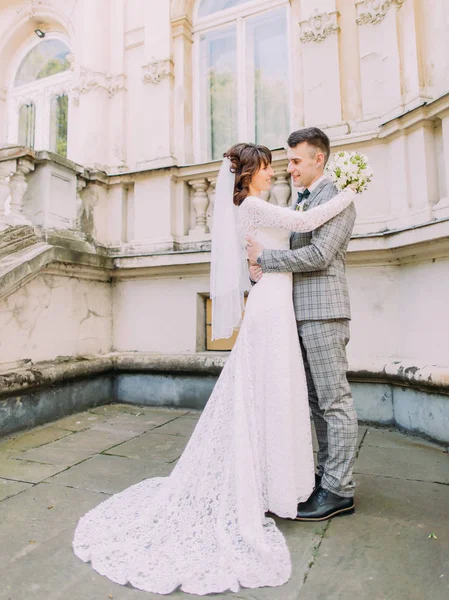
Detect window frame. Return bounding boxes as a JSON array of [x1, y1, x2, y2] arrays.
[[6, 33, 72, 156], [193, 0, 292, 163]]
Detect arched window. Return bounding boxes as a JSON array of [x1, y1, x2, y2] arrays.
[[198, 0, 250, 18], [8, 36, 72, 157], [195, 0, 290, 161], [14, 39, 70, 87]]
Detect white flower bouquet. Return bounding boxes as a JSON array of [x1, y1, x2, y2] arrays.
[[326, 151, 373, 193]]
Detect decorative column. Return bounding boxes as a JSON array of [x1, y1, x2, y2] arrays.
[[336, 0, 363, 126], [108, 0, 127, 169], [433, 111, 449, 215], [171, 15, 194, 164], [271, 171, 292, 207], [355, 0, 403, 121], [188, 178, 210, 236], [7, 158, 34, 227], [394, 0, 430, 111], [299, 4, 343, 132]]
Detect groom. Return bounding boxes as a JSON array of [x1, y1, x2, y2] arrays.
[[247, 127, 358, 521]]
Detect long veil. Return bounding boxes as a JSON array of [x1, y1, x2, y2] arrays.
[[210, 157, 250, 340]]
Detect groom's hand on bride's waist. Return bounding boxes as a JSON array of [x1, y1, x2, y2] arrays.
[[249, 265, 263, 283], [246, 236, 264, 266]]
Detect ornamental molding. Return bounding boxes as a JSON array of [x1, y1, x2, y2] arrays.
[[356, 0, 407, 26], [299, 10, 339, 44], [71, 67, 127, 104], [17, 0, 53, 16], [142, 58, 174, 84]]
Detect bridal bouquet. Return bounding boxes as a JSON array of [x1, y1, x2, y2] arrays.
[[326, 151, 373, 193]]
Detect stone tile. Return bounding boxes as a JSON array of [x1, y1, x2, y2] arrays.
[[0, 455, 65, 484], [89, 414, 163, 436], [355, 443, 449, 484], [354, 473, 449, 522], [0, 529, 145, 600], [152, 414, 200, 437], [0, 425, 72, 452], [48, 453, 174, 494], [0, 481, 106, 565], [91, 403, 189, 420], [302, 475, 449, 600], [0, 477, 33, 501], [363, 426, 447, 451], [225, 519, 328, 600], [105, 432, 188, 462], [17, 427, 142, 467], [51, 410, 108, 432]]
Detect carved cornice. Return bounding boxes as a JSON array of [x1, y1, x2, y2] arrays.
[[356, 0, 407, 26], [71, 67, 127, 104], [142, 58, 174, 85], [17, 0, 53, 16], [300, 10, 339, 43]]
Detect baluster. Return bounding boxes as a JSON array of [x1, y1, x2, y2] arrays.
[[188, 178, 210, 235], [7, 158, 34, 227], [272, 171, 292, 207]]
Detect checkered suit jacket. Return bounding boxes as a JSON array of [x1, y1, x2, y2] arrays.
[[259, 178, 356, 321]]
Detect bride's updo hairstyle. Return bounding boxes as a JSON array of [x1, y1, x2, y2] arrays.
[[224, 143, 272, 206]]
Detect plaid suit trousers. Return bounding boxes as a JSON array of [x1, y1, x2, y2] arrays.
[[297, 319, 357, 497]]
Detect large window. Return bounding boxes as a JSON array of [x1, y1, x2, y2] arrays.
[[195, 0, 290, 161], [8, 36, 72, 157]]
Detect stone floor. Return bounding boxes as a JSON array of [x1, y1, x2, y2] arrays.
[[0, 403, 448, 600]]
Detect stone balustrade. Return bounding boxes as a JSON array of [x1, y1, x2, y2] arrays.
[[181, 150, 292, 243], [0, 147, 84, 235], [0, 147, 293, 252]]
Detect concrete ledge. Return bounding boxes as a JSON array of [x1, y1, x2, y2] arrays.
[[0, 376, 113, 437], [1, 353, 448, 443]]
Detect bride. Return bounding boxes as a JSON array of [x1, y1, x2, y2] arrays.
[[73, 143, 357, 596]]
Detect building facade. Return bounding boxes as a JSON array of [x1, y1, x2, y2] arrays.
[[0, 0, 449, 441]]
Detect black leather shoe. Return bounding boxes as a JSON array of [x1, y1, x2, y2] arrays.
[[295, 486, 354, 521]]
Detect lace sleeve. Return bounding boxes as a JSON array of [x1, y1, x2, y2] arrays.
[[239, 188, 356, 233]]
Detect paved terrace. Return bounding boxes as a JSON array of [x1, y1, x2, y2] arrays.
[[0, 404, 448, 600]]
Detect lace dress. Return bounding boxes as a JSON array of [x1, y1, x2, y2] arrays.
[[73, 189, 355, 596]]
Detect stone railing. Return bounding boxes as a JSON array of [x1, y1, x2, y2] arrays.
[[0, 146, 84, 235], [179, 149, 292, 242], [0, 147, 295, 255]]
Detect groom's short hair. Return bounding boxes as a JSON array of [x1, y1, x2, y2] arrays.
[[287, 128, 330, 166]]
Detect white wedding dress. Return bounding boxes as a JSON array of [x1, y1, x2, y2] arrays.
[[73, 190, 354, 595]]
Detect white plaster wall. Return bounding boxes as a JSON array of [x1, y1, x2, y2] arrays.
[[113, 275, 210, 353], [395, 258, 449, 366], [132, 171, 174, 243], [347, 264, 400, 364], [0, 274, 112, 364]]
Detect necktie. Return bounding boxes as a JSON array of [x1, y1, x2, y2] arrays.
[[296, 188, 310, 210]]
